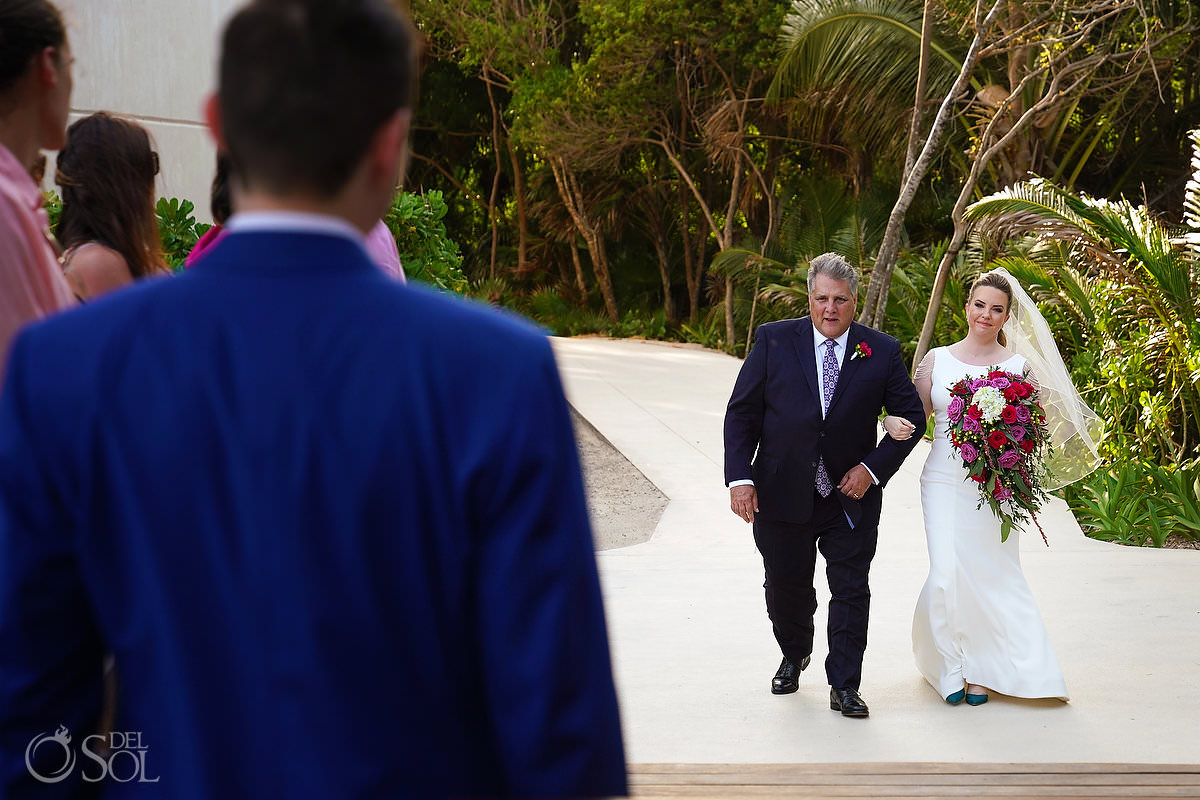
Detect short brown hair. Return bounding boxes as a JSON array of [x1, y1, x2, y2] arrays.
[[217, 0, 419, 198], [0, 0, 65, 95]]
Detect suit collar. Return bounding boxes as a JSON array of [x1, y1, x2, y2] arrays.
[[792, 318, 821, 407], [190, 229, 382, 281]]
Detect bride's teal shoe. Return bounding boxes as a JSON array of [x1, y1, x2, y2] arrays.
[[965, 692, 989, 706], [945, 689, 966, 705]]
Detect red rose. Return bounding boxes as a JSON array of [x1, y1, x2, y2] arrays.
[[1020, 439, 1036, 453], [988, 370, 1007, 380], [988, 430, 1008, 449], [967, 405, 983, 420], [970, 472, 986, 483], [1016, 382, 1033, 398], [1001, 405, 1018, 424], [1003, 386, 1018, 402]]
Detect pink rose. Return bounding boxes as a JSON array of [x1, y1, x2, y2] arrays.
[[998, 449, 1021, 469], [947, 396, 965, 422], [1015, 405, 1031, 423], [959, 442, 979, 463]]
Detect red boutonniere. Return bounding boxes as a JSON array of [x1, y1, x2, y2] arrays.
[[851, 342, 872, 361]]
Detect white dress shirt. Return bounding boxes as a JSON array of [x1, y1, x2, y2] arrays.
[[729, 323, 877, 491]]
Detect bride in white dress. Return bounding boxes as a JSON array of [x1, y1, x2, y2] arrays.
[[885, 271, 1095, 706]]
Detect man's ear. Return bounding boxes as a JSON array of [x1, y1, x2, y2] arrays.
[[370, 108, 411, 187], [203, 93, 228, 153], [36, 47, 61, 88]]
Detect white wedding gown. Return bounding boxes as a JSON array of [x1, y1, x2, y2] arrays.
[[912, 347, 1069, 701]]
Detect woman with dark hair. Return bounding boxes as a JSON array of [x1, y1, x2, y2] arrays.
[[56, 111, 168, 299], [0, 0, 76, 364]]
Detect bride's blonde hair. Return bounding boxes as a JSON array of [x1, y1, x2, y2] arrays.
[[968, 272, 1014, 347]]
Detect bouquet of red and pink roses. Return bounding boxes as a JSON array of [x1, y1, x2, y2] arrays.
[[946, 368, 1052, 544]]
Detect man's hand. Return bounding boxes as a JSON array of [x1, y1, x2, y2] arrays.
[[837, 464, 873, 501], [730, 484, 758, 523]]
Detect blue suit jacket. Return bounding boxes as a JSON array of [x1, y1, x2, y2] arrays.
[[724, 318, 926, 526], [0, 231, 626, 798]]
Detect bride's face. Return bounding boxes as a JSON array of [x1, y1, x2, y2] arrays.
[[966, 286, 1010, 342]]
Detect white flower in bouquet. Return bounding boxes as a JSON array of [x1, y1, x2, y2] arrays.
[[971, 385, 1006, 423]]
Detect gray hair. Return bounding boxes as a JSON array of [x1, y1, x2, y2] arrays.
[[806, 252, 860, 295]]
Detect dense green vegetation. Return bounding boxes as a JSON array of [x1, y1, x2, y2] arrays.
[[402, 0, 1199, 546], [43, 0, 1195, 545]]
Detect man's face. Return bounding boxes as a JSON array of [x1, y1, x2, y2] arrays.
[[808, 273, 857, 340]]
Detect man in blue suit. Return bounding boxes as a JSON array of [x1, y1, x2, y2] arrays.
[[0, 1, 626, 796], [724, 253, 925, 718]]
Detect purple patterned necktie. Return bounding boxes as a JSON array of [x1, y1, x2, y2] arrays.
[[816, 338, 839, 497]]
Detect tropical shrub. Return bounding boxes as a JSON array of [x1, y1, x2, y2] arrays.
[[156, 197, 210, 272], [383, 190, 468, 293], [1064, 459, 1200, 547], [965, 178, 1200, 465]]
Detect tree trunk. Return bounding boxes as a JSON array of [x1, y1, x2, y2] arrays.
[[859, 0, 1007, 329], [912, 44, 1091, 369], [569, 236, 587, 295], [485, 80, 503, 279], [903, 0, 935, 181], [651, 230, 676, 322], [507, 141, 529, 272], [550, 158, 619, 322], [722, 158, 744, 346], [679, 183, 700, 320]]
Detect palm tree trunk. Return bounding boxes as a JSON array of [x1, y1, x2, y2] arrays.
[[860, 0, 1007, 329]]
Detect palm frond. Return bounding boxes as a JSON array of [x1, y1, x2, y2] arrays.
[[769, 0, 964, 157]]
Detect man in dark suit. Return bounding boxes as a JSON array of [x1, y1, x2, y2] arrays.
[[724, 253, 925, 718], [0, 1, 626, 796]]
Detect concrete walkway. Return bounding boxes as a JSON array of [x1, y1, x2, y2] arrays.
[[551, 336, 1200, 766]]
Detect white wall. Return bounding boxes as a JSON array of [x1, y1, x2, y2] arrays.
[[53, 0, 243, 222]]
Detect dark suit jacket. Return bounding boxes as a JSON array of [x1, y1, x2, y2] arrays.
[[724, 317, 925, 526], [0, 230, 626, 798]]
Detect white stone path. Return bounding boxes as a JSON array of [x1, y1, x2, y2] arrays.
[[552, 336, 1200, 765]]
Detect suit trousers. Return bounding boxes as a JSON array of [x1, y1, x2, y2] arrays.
[[753, 489, 880, 690]]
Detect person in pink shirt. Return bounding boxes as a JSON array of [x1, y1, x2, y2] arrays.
[[0, 0, 76, 369], [365, 217, 405, 282]]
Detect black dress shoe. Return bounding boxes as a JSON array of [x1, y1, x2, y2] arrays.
[[829, 686, 869, 717], [770, 655, 812, 695]]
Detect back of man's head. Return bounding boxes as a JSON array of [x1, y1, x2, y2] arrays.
[[218, 0, 418, 199]]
